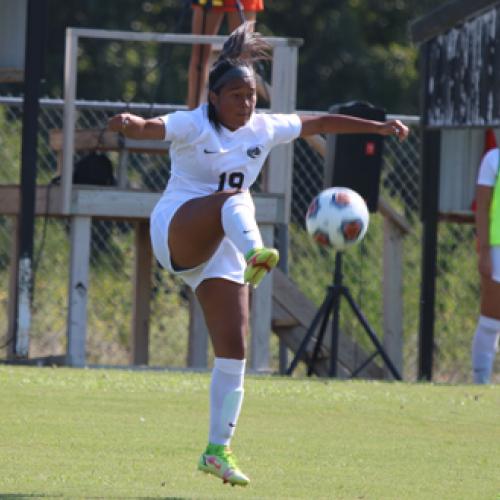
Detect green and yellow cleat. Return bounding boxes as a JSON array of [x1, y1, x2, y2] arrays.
[[198, 443, 250, 487], [244, 247, 279, 288]]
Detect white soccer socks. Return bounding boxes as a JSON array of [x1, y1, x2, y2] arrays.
[[209, 357, 246, 446], [472, 315, 500, 384], [221, 192, 263, 256]]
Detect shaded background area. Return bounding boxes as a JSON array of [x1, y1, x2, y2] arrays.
[[1, 0, 448, 112]]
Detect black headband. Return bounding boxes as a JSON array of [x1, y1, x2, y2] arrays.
[[209, 65, 255, 92]]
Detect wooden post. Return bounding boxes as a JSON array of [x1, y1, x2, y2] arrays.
[[117, 150, 129, 189], [66, 216, 91, 367], [250, 224, 274, 372], [267, 43, 299, 373], [61, 28, 78, 215], [267, 44, 298, 222], [131, 220, 152, 365], [382, 217, 404, 379]]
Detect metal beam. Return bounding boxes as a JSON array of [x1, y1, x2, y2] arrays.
[[68, 27, 303, 47], [418, 41, 441, 381], [418, 129, 440, 381], [14, 0, 48, 357]]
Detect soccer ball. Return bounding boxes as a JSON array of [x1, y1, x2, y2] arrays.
[[305, 187, 369, 250]]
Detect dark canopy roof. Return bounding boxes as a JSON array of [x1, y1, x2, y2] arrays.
[[410, 0, 500, 43]]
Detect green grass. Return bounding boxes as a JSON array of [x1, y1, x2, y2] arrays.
[[0, 366, 499, 499]]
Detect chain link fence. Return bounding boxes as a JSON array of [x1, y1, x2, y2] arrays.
[[0, 97, 489, 382]]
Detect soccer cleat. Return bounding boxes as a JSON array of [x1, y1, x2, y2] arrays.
[[198, 443, 250, 487], [244, 247, 279, 288]]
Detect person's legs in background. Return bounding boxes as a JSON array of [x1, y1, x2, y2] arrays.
[[226, 9, 255, 31], [472, 275, 500, 383], [187, 6, 224, 109], [187, 5, 259, 109]]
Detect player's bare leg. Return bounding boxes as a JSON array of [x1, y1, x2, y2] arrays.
[[168, 191, 235, 269], [480, 275, 500, 320], [168, 191, 278, 286], [196, 278, 248, 359], [226, 11, 256, 32], [472, 275, 500, 383]]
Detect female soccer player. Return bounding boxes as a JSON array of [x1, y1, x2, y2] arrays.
[[108, 22, 409, 486], [472, 147, 500, 384]]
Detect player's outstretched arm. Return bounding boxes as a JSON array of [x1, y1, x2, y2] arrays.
[[299, 114, 409, 142], [108, 113, 165, 140]]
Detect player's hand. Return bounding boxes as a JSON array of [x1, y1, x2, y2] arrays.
[[108, 113, 131, 133], [378, 120, 409, 142], [478, 248, 493, 278]]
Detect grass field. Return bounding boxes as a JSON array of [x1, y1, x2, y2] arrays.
[[0, 366, 498, 499]]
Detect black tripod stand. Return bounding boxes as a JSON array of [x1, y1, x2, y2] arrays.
[[286, 251, 402, 379]]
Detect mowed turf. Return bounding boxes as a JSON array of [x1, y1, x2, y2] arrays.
[[0, 366, 498, 499]]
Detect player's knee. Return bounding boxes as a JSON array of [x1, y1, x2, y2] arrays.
[[220, 190, 254, 209], [475, 316, 500, 352]]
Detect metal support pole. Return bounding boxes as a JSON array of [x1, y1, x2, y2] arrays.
[[14, 0, 48, 357], [418, 129, 441, 380], [61, 29, 78, 215], [418, 40, 441, 381], [329, 252, 343, 377]]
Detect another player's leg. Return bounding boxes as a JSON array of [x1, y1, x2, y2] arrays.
[[195, 278, 250, 486], [187, 7, 224, 109], [473, 275, 500, 383], [226, 10, 256, 32]]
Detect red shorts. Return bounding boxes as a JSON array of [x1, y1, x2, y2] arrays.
[[192, 0, 264, 12]]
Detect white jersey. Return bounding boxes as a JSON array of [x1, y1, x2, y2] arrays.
[[158, 104, 302, 201], [477, 148, 499, 187]]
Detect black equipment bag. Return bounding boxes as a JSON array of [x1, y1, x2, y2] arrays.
[[51, 152, 116, 187], [72, 152, 116, 186]]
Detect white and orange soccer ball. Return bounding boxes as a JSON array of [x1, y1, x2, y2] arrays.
[[305, 187, 369, 251]]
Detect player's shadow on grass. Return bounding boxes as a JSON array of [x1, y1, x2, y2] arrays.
[[89, 497, 190, 499], [0, 496, 63, 498], [0, 496, 189, 499], [89, 497, 189, 500]]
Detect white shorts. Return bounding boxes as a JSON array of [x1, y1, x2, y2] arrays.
[[150, 195, 246, 290], [492, 246, 500, 283]]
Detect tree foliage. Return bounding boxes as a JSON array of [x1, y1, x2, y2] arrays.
[[0, 0, 449, 113]]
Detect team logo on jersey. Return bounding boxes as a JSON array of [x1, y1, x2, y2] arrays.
[[247, 145, 262, 158]]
